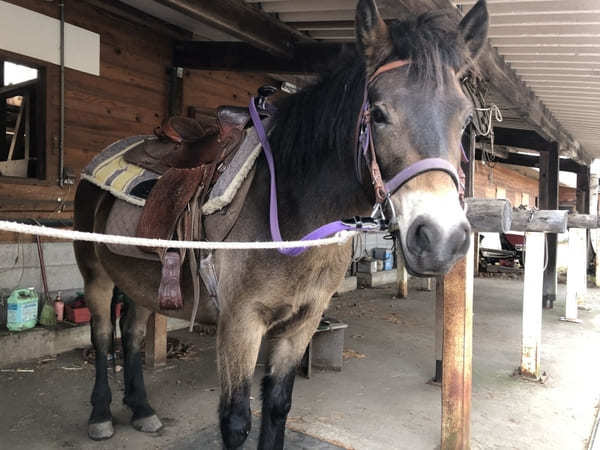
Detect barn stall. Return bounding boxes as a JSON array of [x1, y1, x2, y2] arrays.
[[1, 1, 600, 449]]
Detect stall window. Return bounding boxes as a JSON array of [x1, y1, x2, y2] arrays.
[[0, 59, 45, 179], [521, 193, 529, 207]]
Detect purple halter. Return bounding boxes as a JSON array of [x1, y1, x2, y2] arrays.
[[248, 59, 460, 256]]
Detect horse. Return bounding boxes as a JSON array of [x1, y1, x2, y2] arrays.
[[73, 0, 489, 448]]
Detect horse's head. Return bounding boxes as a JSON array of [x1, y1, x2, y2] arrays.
[[355, 0, 488, 276]]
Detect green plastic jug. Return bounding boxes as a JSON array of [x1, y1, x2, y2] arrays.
[[7, 288, 38, 331]]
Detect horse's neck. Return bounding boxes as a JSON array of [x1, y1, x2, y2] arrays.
[[273, 151, 372, 239]]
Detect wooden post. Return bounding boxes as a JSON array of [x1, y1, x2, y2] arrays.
[[396, 246, 408, 298], [168, 66, 184, 117], [576, 165, 591, 298], [539, 143, 559, 309], [145, 313, 168, 368], [433, 277, 443, 383], [441, 235, 474, 450], [519, 232, 545, 379], [0, 61, 5, 158], [563, 228, 586, 323], [465, 127, 479, 278]]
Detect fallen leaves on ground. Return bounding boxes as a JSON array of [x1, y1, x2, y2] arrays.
[[343, 349, 366, 360]]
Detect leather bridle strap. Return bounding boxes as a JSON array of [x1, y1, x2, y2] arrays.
[[356, 60, 459, 203]]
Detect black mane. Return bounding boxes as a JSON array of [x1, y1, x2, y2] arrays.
[[270, 8, 466, 182]]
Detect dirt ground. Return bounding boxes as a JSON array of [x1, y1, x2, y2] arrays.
[[1, 277, 599, 450]]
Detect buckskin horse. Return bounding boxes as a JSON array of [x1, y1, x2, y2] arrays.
[[73, 0, 488, 448]]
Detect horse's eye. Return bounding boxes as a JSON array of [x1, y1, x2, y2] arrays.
[[371, 107, 387, 124]]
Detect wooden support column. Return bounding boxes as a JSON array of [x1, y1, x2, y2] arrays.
[[563, 228, 586, 323], [592, 175, 600, 288], [539, 143, 559, 309], [168, 66, 184, 117], [464, 126, 478, 277], [441, 235, 474, 450], [576, 165, 591, 298], [396, 246, 408, 298], [0, 61, 5, 157], [145, 313, 168, 368], [577, 165, 591, 215], [433, 277, 444, 383], [519, 232, 545, 379]]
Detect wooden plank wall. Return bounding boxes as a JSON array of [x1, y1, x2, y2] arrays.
[[0, 0, 275, 242], [474, 161, 539, 208]]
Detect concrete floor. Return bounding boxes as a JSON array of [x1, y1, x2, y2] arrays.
[[1, 277, 600, 450]]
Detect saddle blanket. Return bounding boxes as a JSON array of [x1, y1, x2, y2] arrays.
[[81, 135, 158, 207], [81, 122, 268, 215]]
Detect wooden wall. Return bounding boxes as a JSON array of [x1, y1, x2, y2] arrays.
[[0, 0, 274, 242], [474, 161, 539, 208]]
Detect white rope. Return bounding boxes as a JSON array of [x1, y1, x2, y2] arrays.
[[474, 104, 503, 137], [0, 220, 356, 250]]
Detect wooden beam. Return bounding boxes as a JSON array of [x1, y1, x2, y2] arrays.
[[511, 210, 568, 233], [539, 142, 559, 309], [145, 313, 167, 368], [491, 127, 551, 153], [441, 236, 474, 450], [474, 148, 581, 173], [568, 214, 599, 229], [173, 41, 341, 73], [464, 198, 512, 233], [83, 0, 191, 39], [156, 0, 308, 57]]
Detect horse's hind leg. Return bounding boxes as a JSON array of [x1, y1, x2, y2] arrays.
[[119, 298, 163, 433], [218, 309, 267, 449], [258, 311, 323, 450]]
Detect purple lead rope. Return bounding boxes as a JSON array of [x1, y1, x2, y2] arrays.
[[248, 97, 353, 256]]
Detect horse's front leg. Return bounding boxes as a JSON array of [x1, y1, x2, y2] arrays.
[[218, 306, 266, 449], [119, 299, 163, 433], [258, 308, 323, 450]]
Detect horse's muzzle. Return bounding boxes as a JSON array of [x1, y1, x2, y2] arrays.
[[403, 214, 471, 276]]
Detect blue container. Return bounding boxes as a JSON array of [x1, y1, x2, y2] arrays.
[[383, 256, 394, 271], [7, 288, 38, 331]]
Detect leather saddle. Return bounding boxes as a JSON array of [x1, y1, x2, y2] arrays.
[[123, 105, 251, 310]]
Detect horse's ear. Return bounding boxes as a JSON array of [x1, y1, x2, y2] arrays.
[[459, 0, 489, 61], [356, 0, 393, 74]]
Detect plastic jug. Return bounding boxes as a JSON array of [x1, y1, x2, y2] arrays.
[[7, 288, 38, 331]]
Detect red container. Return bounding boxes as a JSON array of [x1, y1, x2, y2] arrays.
[[65, 299, 91, 324]]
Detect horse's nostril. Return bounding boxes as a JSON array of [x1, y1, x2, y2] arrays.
[[415, 224, 432, 250], [407, 217, 441, 256]]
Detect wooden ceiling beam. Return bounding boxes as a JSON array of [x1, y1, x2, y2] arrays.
[[174, 41, 343, 73], [154, 0, 309, 57]]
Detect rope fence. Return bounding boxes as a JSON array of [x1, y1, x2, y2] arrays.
[[0, 220, 357, 251]]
